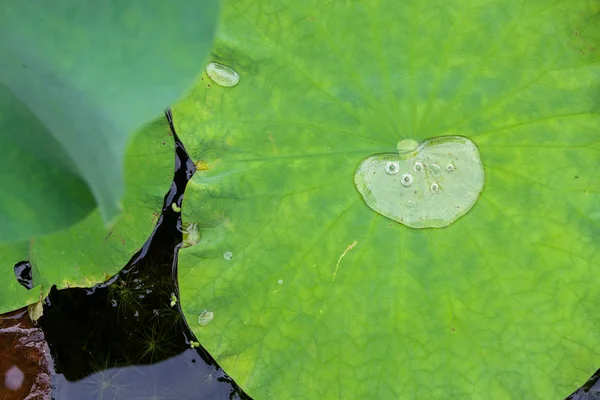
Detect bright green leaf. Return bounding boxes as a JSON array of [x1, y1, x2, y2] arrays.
[[0, 116, 173, 314], [0, 0, 219, 241], [176, 0, 600, 399]]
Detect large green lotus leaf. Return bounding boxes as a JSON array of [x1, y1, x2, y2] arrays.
[[0, 117, 173, 314], [175, 0, 600, 398], [0, 0, 219, 242]]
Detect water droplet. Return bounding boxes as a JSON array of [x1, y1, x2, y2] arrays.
[[205, 62, 240, 87], [353, 136, 484, 228], [397, 139, 419, 153], [197, 310, 214, 326], [447, 164, 455, 172], [223, 251, 233, 261], [385, 161, 399, 175], [182, 222, 200, 248], [400, 173, 413, 187], [277, 279, 284, 285]]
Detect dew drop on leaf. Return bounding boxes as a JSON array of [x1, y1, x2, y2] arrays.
[[223, 251, 233, 261], [353, 136, 484, 229], [397, 139, 419, 153], [182, 222, 200, 248], [197, 310, 214, 326], [205, 62, 240, 87]]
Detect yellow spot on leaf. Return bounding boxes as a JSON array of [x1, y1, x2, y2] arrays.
[[195, 160, 210, 171]]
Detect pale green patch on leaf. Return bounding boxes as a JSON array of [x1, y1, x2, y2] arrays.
[[176, 0, 600, 398]]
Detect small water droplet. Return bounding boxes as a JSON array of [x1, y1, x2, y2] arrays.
[[397, 139, 419, 153], [385, 161, 399, 175], [431, 182, 439, 192], [198, 310, 214, 326], [277, 279, 284, 285], [414, 162, 423, 172], [447, 164, 455, 172], [401, 173, 414, 187], [182, 222, 200, 248], [205, 62, 240, 87], [223, 251, 233, 261]]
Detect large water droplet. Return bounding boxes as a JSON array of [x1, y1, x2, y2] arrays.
[[354, 136, 484, 228], [205, 62, 240, 87]]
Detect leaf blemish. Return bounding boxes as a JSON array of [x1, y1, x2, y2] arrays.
[[332, 241, 358, 282]]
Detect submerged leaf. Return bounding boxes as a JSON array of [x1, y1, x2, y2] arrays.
[[0, 0, 219, 241]]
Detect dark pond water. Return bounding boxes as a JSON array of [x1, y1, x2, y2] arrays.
[[1, 110, 251, 400]]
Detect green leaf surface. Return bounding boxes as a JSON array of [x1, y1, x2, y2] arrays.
[[0, 0, 219, 241], [0, 117, 173, 314], [175, 0, 600, 398]]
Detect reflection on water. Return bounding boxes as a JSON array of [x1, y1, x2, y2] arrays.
[[0, 308, 53, 399], [52, 350, 243, 400]]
